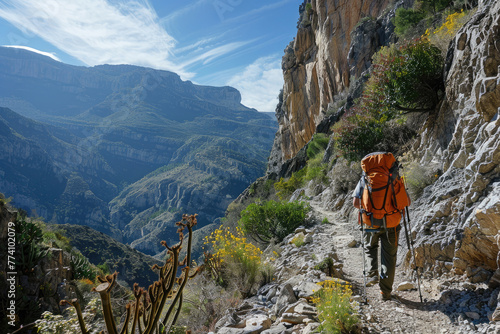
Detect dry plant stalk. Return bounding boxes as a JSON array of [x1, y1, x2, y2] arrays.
[[61, 214, 202, 334]]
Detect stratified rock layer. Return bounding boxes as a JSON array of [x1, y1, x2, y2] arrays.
[[408, 0, 500, 280], [272, 0, 391, 165]]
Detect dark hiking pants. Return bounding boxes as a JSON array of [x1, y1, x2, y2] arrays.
[[364, 226, 400, 294]]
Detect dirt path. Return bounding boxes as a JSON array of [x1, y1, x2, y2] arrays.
[[310, 202, 483, 334]]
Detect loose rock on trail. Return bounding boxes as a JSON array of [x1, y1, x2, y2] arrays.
[[313, 202, 500, 334], [214, 201, 500, 334]]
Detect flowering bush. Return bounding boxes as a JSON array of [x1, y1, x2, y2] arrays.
[[291, 233, 305, 247], [394, 0, 453, 38], [204, 226, 263, 296], [312, 280, 359, 334], [424, 10, 470, 53]]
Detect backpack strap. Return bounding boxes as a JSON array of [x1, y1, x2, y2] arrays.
[[365, 172, 392, 213], [391, 180, 398, 209]]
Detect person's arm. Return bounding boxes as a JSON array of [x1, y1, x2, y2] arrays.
[[352, 179, 363, 209]]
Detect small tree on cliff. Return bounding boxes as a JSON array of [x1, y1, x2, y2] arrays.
[[333, 38, 444, 160]]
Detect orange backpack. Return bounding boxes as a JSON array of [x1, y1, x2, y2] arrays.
[[360, 152, 411, 228]]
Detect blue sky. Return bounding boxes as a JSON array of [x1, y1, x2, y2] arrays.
[[0, 0, 301, 112]]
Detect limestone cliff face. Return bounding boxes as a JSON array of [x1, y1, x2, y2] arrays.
[[269, 0, 499, 285], [408, 0, 500, 282], [270, 0, 392, 168]]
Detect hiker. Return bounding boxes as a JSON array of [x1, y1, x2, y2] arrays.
[[352, 152, 410, 301]]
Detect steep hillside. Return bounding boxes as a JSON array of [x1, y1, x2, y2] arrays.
[[0, 47, 277, 254], [266, 0, 499, 285], [0, 198, 165, 333], [0, 107, 67, 217], [110, 133, 273, 255], [47, 223, 162, 288], [211, 0, 500, 332]]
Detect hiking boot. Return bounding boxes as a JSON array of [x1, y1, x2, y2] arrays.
[[366, 276, 379, 287], [381, 291, 392, 301]]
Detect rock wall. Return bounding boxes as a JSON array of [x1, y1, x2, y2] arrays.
[[269, 0, 393, 171], [406, 0, 500, 282], [268, 0, 499, 283], [269, 0, 499, 285]]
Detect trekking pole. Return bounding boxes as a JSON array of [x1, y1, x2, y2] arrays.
[[399, 170, 424, 303], [404, 207, 423, 303], [359, 210, 368, 304]]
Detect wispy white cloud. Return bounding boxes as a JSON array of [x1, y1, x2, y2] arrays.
[[175, 36, 219, 54], [0, 0, 194, 77], [181, 40, 253, 68], [2, 45, 61, 61], [222, 0, 294, 26], [227, 56, 283, 112], [159, 0, 209, 27]]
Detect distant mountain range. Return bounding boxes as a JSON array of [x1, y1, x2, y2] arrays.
[[0, 46, 277, 255]]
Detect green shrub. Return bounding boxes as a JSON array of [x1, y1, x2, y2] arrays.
[[97, 262, 111, 275], [274, 168, 307, 200], [303, 133, 330, 184], [395, 7, 426, 37], [239, 200, 310, 243], [70, 252, 97, 281], [417, 0, 451, 13], [16, 218, 48, 274], [307, 133, 330, 159], [305, 154, 328, 184], [305, 3, 312, 13], [378, 40, 443, 112], [291, 234, 305, 247], [322, 217, 330, 224], [333, 38, 443, 160], [332, 110, 386, 161]]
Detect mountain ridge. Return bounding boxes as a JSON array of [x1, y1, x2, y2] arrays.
[[0, 46, 277, 255]]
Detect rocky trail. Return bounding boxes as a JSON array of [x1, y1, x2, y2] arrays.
[[313, 202, 500, 334], [215, 201, 500, 334]]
